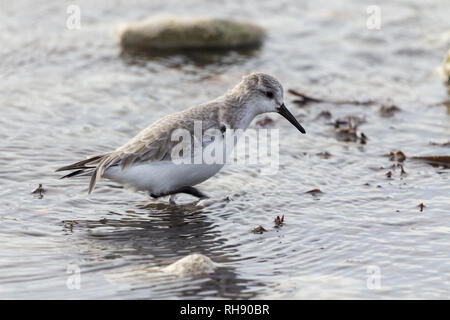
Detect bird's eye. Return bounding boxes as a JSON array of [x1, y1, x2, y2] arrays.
[[265, 91, 274, 99]]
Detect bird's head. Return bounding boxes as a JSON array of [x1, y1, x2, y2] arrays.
[[230, 73, 306, 134]]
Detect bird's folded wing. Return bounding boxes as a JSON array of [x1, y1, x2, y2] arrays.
[[99, 125, 174, 172], [88, 126, 174, 194], [88, 107, 221, 194]]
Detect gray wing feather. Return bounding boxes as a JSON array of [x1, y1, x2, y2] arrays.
[[87, 104, 221, 194]]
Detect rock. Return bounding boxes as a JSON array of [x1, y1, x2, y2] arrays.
[[105, 253, 216, 283], [161, 253, 216, 276], [116, 16, 265, 52], [443, 49, 450, 83]]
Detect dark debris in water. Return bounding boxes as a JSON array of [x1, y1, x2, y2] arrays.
[[334, 127, 358, 142], [274, 215, 284, 228], [385, 163, 407, 179], [436, 100, 450, 108], [333, 116, 367, 144], [429, 141, 450, 147], [418, 203, 425, 212], [288, 88, 376, 106], [62, 220, 78, 231], [378, 104, 401, 118], [31, 184, 45, 198], [360, 132, 368, 144], [389, 151, 406, 162], [334, 116, 366, 129], [251, 215, 285, 234], [305, 188, 323, 195], [252, 225, 267, 234], [288, 89, 324, 106], [315, 110, 332, 120], [316, 151, 332, 159], [399, 164, 407, 176], [411, 156, 450, 167]]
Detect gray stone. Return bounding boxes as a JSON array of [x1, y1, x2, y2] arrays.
[[116, 16, 265, 52], [162, 253, 216, 276]]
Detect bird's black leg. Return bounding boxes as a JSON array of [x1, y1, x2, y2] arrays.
[[171, 186, 209, 199], [150, 186, 209, 200]]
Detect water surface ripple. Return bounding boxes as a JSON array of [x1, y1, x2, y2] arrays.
[[0, 0, 449, 299]]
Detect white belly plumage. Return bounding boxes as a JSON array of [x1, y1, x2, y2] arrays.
[[103, 161, 225, 195]]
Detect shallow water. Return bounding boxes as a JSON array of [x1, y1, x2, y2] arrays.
[[0, 0, 449, 299]]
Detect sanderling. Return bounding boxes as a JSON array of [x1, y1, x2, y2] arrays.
[[56, 73, 305, 199]]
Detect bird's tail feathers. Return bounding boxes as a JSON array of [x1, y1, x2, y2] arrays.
[[56, 154, 108, 194], [55, 155, 103, 172]]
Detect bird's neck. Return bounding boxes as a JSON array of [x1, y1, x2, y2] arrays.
[[221, 95, 258, 130]]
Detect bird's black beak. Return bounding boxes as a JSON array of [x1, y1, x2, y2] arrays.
[[277, 103, 306, 134]]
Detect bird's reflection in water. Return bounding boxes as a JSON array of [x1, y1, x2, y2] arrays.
[[74, 200, 260, 298]]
